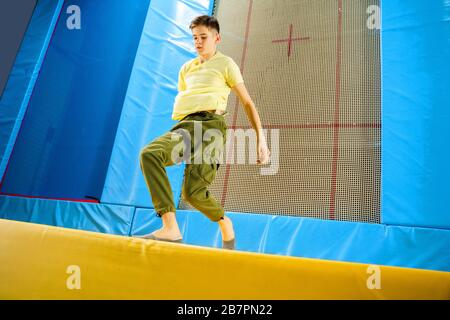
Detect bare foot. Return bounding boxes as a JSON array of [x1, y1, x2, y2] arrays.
[[218, 216, 235, 241], [152, 212, 182, 240], [150, 228, 182, 240]]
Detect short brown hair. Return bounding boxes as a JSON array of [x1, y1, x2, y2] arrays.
[[189, 15, 220, 34]]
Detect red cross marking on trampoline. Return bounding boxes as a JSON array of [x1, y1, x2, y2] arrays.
[[272, 24, 310, 58]]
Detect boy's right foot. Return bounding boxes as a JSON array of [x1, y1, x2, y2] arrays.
[[136, 226, 182, 242], [147, 228, 182, 241], [137, 233, 183, 243], [137, 211, 182, 241]]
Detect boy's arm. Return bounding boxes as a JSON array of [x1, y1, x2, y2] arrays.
[[232, 83, 271, 164]]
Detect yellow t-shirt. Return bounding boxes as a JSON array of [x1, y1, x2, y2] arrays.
[[172, 51, 244, 120]]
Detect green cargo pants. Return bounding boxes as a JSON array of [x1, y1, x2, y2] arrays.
[[139, 111, 227, 222]]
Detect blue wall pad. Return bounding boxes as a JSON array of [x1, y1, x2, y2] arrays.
[[0, 0, 37, 97], [101, 0, 213, 207], [0, 0, 150, 201], [0, 195, 135, 236], [132, 209, 450, 272], [381, 1, 450, 228], [0, 0, 63, 181]]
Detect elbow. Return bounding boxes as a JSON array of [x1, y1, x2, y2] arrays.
[[243, 101, 255, 110]]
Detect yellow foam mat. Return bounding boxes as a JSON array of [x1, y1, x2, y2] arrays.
[[0, 218, 449, 299]]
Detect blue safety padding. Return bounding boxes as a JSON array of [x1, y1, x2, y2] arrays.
[[0, 0, 150, 201], [132, 208, 450, 272], [0, 0, 63, 181], [381, 1, 450, 228], [0, 195, 135, 235], [101, 0, 214, 207]]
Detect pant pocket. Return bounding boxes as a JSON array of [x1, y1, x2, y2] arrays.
[[191, 163, 217, 185]]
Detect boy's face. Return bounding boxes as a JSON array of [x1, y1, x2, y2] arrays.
[[192, 25, 220, 56]]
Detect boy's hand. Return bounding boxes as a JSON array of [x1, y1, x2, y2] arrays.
[[256, 138, 270, 165]]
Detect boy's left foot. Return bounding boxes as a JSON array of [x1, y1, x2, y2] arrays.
[[218, 216, 235, 248], [222, 238, 235, 250], [218, 216, 234, 239]]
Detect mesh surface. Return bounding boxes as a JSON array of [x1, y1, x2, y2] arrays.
[[180, 0, 381, 223]]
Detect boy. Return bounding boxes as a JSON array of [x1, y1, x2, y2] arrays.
[[138, 15, 270, 249]]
